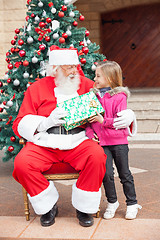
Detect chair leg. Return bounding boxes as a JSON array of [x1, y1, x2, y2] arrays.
[[96, 208, 100, 218], [22, 187, 30, 221]]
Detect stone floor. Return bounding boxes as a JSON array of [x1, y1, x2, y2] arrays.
[[0, 145, 160, 240]]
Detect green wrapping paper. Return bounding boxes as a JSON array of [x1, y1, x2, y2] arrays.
[[57, 91, 105, 130]]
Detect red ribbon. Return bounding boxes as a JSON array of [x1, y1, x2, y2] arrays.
[[6, 116, 12, 125], [35, 28, 51, 41]]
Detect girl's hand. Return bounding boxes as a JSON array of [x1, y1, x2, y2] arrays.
[[92, 133, 100, 143], [88, 111, 104, 124]]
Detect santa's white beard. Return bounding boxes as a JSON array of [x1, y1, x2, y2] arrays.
[[55, 68, 80, 95]]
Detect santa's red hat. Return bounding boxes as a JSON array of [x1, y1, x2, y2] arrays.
[[49, 45, 80, 66]]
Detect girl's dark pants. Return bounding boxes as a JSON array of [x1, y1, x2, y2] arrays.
[[103, 144, 137, 206]]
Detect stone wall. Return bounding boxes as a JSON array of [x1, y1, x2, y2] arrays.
[[0, 0, 159, 77]]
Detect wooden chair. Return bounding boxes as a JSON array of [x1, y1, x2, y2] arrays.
[[19, 139, 100, 221]]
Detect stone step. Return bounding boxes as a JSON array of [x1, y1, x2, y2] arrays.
[[136, 119, 160, 133], [127, 90, 160, 132], [128, 102, 160, 111], [128, 132, 160, 149], [128, 133, 160, 141]]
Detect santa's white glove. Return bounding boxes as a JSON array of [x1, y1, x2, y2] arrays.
[[113, 109, 135, 129], [37, 107, 67, 132]]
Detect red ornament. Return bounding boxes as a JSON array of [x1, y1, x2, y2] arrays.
[[58, 11, 64, 18], [15, 62, 20, 68], [59, 37, 65, 44], [6, 52, 10, 56], [7, 78, 12, 83], [15, 28, 20, 34], [1, 89, 4, 93], [18, 39, 24, 46], [8, 146, 14, 152], [3, 101, 6, 105], [26, 16, 29, 21], [62, 5, 67, 11], [79, 15, 85, 21], [73, 21, 78, 27], [38, 35, 43, 41], [31, 13, 35, 18], [39, 22, 45, 28], [10, 136, 16, 142], [80, 58, 86, 64], [45, 36, 50, 42], [37, 50, 41, 55], [11, 40, 16, 45], [19, 50, 26, 57], [48, 2, 54, 7], [0, 108, 3, 112], [46, 18, 52, 23], [27, 0, 31, 4], [79, 41, 84, 46], [15, 48, 20, 53], [11, 48, 15, 53], [94, 62, 98, 65], [62, 33, 68, 39], [39, 44, 46, 51], [23, 60, 29, 67], [8, 64, 13, 70], [0, 119, 2, 121], [0, 82, 3, 87], [82, 46, 89, 55], [14, 36, 18, 40], [103, 59, 107, 62], [85, 30, 90, 36], [6, 58, 10, 63]]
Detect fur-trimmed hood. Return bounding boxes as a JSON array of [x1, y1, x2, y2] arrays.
[[91, 86, 130, 99], [108, 86, 130, 98]]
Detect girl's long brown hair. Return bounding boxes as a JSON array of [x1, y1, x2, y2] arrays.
[[97, 61, 123, 89]]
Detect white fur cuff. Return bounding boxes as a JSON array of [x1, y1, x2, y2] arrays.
[[128, 116, 137, 137], [72, 183, 101, 214], [28, 181, 59, 215], [18, 114, 46, 142]]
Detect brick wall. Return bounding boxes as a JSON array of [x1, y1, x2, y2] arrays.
[[0, 0, 159, 77]]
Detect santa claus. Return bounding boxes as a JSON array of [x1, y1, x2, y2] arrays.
[[12, 45, 136, 227]]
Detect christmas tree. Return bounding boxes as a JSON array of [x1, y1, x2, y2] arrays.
[[0, 0, 106, 162]]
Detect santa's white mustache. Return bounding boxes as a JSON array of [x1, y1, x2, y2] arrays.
[[68, 74, 79, 79]]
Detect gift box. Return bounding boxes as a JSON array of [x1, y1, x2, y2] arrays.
[[57, 91, 105, 131]]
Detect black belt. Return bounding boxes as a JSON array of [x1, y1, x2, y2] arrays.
[[47, 126, 84, 135]]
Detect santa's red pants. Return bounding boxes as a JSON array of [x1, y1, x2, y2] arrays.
[[13, 139, 106, 215]]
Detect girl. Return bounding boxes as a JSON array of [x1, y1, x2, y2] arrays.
[[86, 60, 141, 220]]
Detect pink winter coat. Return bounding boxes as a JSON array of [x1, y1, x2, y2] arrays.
[[85, 87, 130, 146]]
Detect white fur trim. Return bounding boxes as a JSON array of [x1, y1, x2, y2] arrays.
[[32, 131, 87, 150], [49, 49, 79, 66], [72, 182, 101, 214], [18, 115, 46, 142], [128, 116, 137, 137], [28, 181, 59, 215], [54, 87, 79, 103]]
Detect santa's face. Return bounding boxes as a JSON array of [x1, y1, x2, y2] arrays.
[[54, 66, 80, 94], [60, 65, 78, 78]]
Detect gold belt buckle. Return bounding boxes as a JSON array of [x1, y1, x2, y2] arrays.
[[59, 126, 61, 135], [59, 126, 68, 135]]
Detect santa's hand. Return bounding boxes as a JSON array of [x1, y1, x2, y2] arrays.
[[37, 107, 67, 132], [113, 109, 135, 129], [33, 132, 49, 146]]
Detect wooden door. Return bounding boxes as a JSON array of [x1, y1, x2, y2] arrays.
[[101, 4, 160, 88]]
